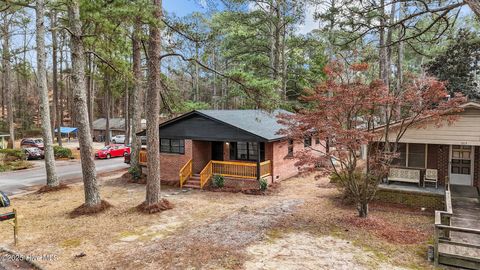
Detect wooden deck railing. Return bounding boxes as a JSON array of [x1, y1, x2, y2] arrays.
[[200, 161, 213, 188], [433, 176, 480, 268], [179, 159, 193, 187], [139, 150, 147, 166], [210, 160, 272, 179]]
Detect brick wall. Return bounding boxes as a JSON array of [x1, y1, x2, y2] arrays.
[[436, 144, 449, 186], [475, 146, 480, 187], [159, 139, 193, 182], [192, 141, 211, 173], [270, 138, 325, 182]]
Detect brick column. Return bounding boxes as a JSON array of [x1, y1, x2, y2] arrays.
[[436, 145, 449, 186]]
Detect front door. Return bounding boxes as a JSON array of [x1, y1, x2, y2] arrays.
[[211, 141, 224, 161], [450, 145, 474, 186]]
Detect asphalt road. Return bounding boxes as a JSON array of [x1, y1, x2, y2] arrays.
[[0, 158, 129, 195]]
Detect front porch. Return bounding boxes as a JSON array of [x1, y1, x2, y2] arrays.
[[378, 182, 446, 196], [138, 146, 272, 189]]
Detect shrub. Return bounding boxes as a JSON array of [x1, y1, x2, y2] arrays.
[[212, 174, 225, 188], [259, 178, 268, 191], [53, 146, 73, 159], [0, 149, 26, 161], [128, 166, 142, 181]]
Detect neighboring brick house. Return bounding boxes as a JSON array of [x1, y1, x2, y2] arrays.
[[138, 109, 324, 188], [372, 102, 480, 189]]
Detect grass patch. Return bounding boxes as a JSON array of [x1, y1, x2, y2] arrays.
[[61, 238, 82, 248], [0, 160, 33, 172]]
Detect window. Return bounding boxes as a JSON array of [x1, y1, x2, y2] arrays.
[[315, 137, 320, 144], [408, 143, 426, 168], [160, 139, 185, 154], [391, 143, 407, 166], [304, 137, 312, 147], [390, 143, 426, 168], [237, 142, 258, 160], [287, 140, 294, 157], [229, 142, 264, 161]]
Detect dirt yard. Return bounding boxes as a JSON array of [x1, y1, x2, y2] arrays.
[[0, 172, 435, 269]]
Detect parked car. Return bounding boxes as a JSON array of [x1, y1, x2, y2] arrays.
[[95, 144, 130, 159], [111, 135, 126, 144], [20, 138, 44, 150], [23, 147, 44, 160]]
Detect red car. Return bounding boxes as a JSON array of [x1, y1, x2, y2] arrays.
[[95, 144, 130, 159]]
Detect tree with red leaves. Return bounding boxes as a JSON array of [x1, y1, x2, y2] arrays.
[[278, 62, 465, 218]]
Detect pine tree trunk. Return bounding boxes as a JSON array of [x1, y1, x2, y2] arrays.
[[50, 11, 63, 147], [68, 0, 101, 207], [145, 0, 163, 206], [130, 18, 143, 171], [124, 82, 130, 145], [2, 18, 14, 148], [36, 0, 59, 187], [104, 76, 111, 146]]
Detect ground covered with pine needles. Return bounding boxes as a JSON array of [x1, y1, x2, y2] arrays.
[[0, 172, 435, 269]]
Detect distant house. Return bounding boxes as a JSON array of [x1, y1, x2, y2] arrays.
[[92, 118, 146, 142], [372, 102, 480, 190], [137, 110, 323, 189]]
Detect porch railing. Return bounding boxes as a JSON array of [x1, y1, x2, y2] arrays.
[[139, 150, 147, 166], [179, 159, 193, 188], [200, 161, 213, 188], [433, 176, 480, 268]]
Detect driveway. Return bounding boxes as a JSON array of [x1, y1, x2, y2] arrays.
[[0, 158, 128, 195]]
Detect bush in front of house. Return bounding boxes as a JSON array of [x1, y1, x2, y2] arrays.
[[53, 146, 73, 159], [212, 174, 225, 188], [259, 177, 268, 191], [0, 148, 26, 161]]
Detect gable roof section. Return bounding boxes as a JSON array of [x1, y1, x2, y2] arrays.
[[139, 109, 291, 142], [196, 109, 291, 141]]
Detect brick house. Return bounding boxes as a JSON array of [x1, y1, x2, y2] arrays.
[[373, 102, 480, 190], [138, 109, 323, 189]]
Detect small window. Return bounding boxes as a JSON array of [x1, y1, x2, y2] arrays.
[[315, 137, 320, 144], [304, 137, 312, 147], [160, 139, 185, 154], [287, 140, 294, 157], [408, 143, 426, 168]]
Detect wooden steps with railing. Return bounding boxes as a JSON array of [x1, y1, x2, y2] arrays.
[[179, 159, 272, 189], [183, 174, 202, 189]]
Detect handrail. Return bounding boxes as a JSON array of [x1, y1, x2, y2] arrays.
[[200, 161, 213, 188], [433, 179, 480, 267], [260, 160, 271, 178], [179, 159, 192, 188], [210, 160, 272, 179]]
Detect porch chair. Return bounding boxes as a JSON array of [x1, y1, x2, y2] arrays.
[[423, 169, 438, 189]]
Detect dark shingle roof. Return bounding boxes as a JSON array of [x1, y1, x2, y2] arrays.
[[196, 109, 291, 141]]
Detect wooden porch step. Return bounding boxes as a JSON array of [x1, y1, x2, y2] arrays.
[[438, 252, 480, 269]]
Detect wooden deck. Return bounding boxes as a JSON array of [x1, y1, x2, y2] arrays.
[[436, 186, 480, 269]]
